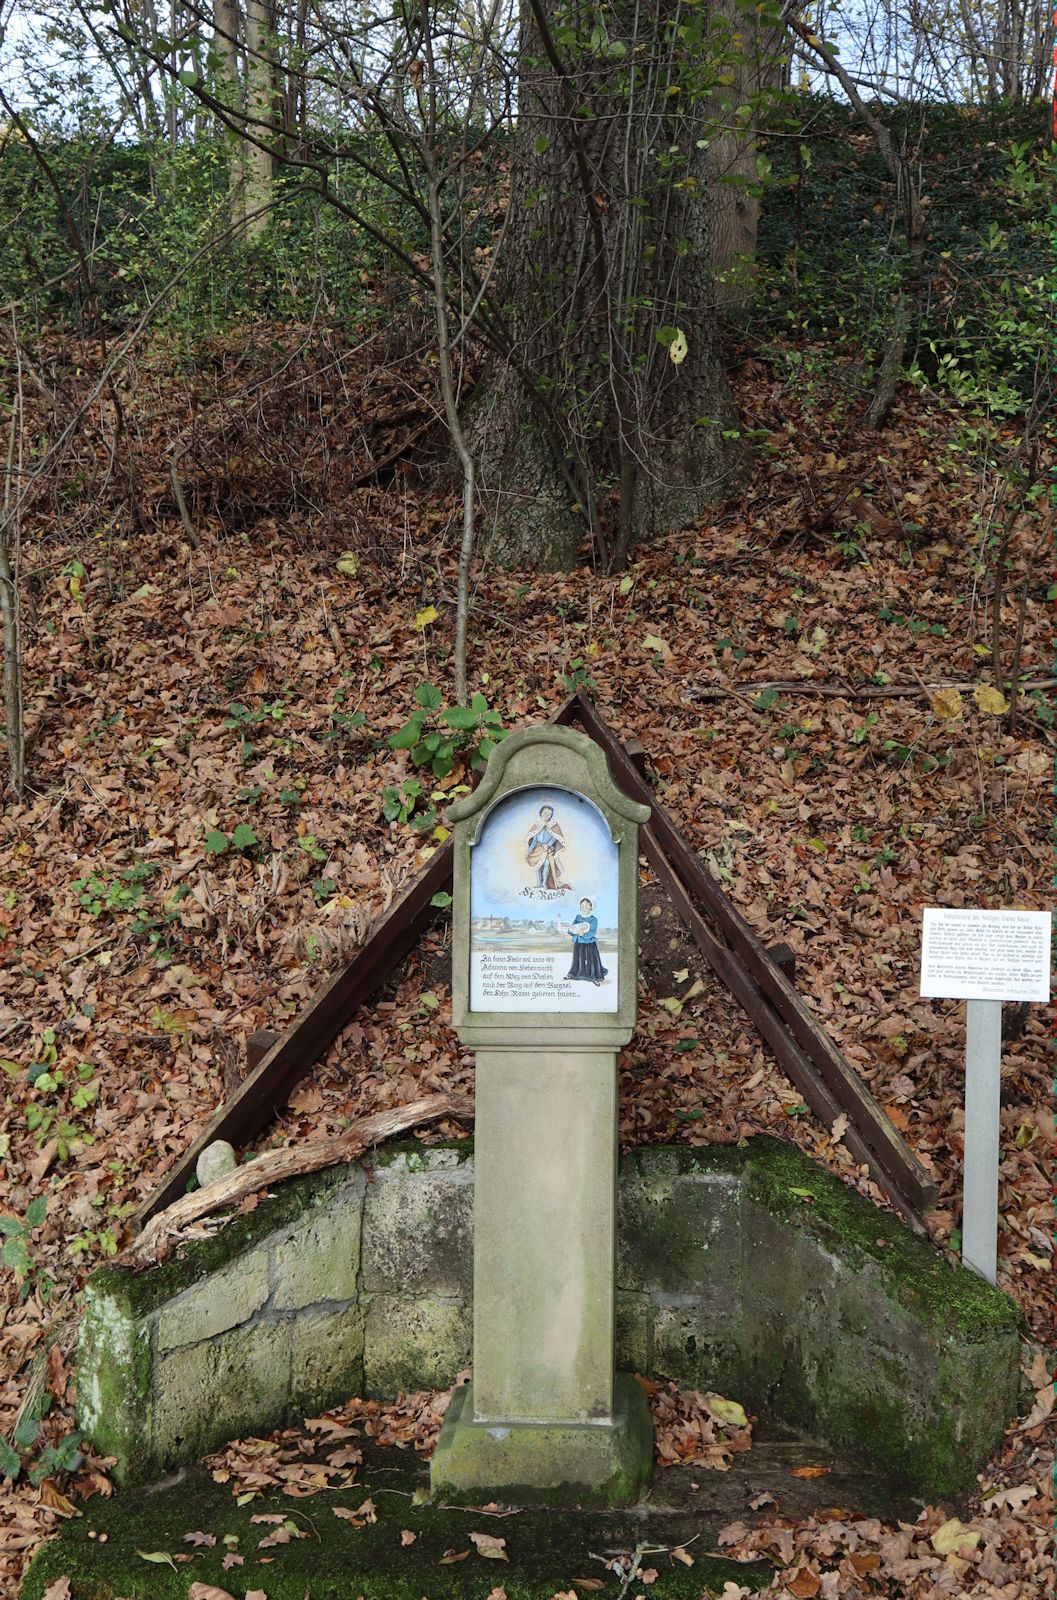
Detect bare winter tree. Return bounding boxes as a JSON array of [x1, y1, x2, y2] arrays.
[[795, 0, 1054, 103]]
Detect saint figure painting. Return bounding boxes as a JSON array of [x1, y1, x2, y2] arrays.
[[469, 784, 618, 1013], [525, 804, 568, 890]]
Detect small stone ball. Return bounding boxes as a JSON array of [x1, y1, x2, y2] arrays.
[[196, 1140, 238, 1188]]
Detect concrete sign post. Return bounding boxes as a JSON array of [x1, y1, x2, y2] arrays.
[[431, 725, 653, 1504], [920, 907, 1051, 1284]]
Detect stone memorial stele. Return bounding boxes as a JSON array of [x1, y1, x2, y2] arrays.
[[430, 725, 654, 1505]]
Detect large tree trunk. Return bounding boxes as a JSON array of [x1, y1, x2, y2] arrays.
[[708, 14, 785, 309], [474, 0, 746, 571], [243, 0, 276, 238]]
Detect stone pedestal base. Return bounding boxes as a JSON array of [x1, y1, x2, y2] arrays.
[[430, 1374, 653, 1507]]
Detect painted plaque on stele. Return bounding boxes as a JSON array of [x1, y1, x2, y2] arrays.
[[469, 785, 619, 1012]]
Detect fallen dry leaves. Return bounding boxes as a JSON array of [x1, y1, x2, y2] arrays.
[[0, 334, 1050, 1599], [203, 1393, 452, 1504], [649, 1382, 754, 1471], [469, 1529, 508, 1560], [716, 1472, 1055, 1598]]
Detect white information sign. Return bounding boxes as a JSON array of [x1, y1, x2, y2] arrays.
[[919, 908, 1051, 1003], [920, 905, 1050, 1285]]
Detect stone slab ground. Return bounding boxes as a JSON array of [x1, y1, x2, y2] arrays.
[[21, 1429, 920, 1600]]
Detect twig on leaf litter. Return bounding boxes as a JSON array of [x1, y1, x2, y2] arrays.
[[686, 676, 1055, 703], [614, 1542, 674, 1599]]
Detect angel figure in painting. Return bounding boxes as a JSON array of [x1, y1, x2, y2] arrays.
[[563, 898, 608, 986], [525, 803, 569, 891]]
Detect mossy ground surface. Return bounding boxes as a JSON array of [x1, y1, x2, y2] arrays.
[[21, 1443, 773, 1600]]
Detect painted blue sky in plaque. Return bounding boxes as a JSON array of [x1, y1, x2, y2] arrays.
[[469, 785, 619, 1013]]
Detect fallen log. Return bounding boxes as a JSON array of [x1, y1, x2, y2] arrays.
[[125, 1092, 474, 1268]]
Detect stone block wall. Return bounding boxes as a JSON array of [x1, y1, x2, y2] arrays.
[[361, 1147, 473, 1393], [79, 1138, 1022, 1499], [78, 1163, 371, 1479]]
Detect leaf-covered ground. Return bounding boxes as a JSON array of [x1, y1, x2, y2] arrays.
[[0, 343, 1052, 1595]]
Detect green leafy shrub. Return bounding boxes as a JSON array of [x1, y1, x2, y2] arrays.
[[387, 682, 506, 779], [381, 778, 433, 831], [382, 683, 507, 834], [0, 1196, 47, 1291], [72, 862, 154, 916], [756, 99, 1050, 422], [203, 823, 259, 856], [18, 1060, 97, 1166], [0, 1381, 84, 1485]]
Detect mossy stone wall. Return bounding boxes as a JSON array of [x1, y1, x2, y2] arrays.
[[78, 1137, 1021, 1497]]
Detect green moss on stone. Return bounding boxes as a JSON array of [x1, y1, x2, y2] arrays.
[[615, 1291, 651, 1370], [743, 1137, 1021, 1341], [667, 1143, 752, 1179], [76, 1283, 154, 1478], [90, 1165, 358, 1322], [618, 1151, 742, 1297], [788, 1354, 1000, 1503], [651, 1302, 746, 1398], [370, 1137, 473, 1170], [153, 1316, 293, 1471], [620, 1142, 750, 1182], [737, 1136, 1021, 1498], [290, 1303, 366, 1417]]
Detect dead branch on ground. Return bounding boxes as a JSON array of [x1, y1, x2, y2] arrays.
[[125, 1091, 474, 1267]]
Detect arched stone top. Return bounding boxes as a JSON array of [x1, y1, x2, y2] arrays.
[[447, 725, 650, 831]]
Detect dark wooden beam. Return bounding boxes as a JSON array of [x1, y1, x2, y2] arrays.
[[766, 942, 797, 985], [642, 826, 924, 1229], [133, 843, 453, 1227], [247, 1029, 280, 1072], [565, 694, 937, 1216], [624, 737, 649, 775]]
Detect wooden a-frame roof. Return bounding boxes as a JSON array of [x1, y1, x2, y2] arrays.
[[135, 695, 937, 1231]]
